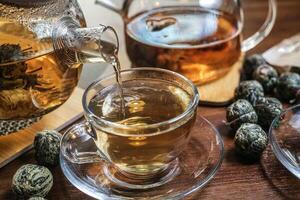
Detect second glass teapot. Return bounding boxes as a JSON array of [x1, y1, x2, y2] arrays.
[[96, 0, 277, 85], [0, 0, 119, 135]]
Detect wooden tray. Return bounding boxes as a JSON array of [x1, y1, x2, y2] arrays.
[[0, 87, 84, 168]]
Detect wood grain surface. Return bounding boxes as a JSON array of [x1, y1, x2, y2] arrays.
[[1, 0, 300, 200], [0, 88, 83, 168]]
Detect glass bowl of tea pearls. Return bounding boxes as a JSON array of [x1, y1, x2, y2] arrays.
[[269, 105, 300, 179]]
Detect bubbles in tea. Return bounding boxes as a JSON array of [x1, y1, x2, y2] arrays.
[[88, 79, 196, 175], [126, 7, 242, 85]]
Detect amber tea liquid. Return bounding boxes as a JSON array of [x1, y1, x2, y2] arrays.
[[88, 79, 196, 175], [0, 20, 81, 119], [125, 7, 242, 85]]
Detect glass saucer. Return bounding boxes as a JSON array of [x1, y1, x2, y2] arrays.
[[60, 116, 224, 199], [269, 105, 300, 179]]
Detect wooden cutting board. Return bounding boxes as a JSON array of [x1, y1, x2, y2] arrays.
[[0, 87, 84, 168]]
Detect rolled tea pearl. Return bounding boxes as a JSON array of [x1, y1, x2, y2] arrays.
[[243, 54, 267, 80], [235, 80, 264, 106], [226, 99, 258, 130], [34, 130, 62, 166], [254, 97, 283, 128], [276, 72, 300, 102], [234, 123, 268, 160], [12, 164, 53, 198], [252, 64, 278, 93]]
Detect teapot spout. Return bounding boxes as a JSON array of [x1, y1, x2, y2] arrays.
[[52, 16, 119, 66], [94, 0, 127, 15]]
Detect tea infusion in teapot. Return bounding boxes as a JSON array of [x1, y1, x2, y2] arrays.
[[126, 7, 242, 85], [0, 0, 119, 123], [0, 30, 80, 120]]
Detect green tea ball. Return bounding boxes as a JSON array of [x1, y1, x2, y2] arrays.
[[226, 99, 258, 130], [243, 54, 266, 79], [28, 197, 47, 200], [34, 130, 62, 166], [12, 164, 53, 198], [252, 64, 278, 93], [235, 123, 268, 159], [255, 97, 283, 128], [235, 80, 264, 106], [276, 72, 300, 102]]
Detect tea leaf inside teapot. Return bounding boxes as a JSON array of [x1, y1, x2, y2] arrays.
[[0, 44, 33, 64]]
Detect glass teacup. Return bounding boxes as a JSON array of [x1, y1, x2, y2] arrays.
[[62, 67, 199, 188]]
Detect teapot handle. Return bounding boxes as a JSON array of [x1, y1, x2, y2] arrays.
[[94, 0, 127, 16], [242, 0, 277, 52]]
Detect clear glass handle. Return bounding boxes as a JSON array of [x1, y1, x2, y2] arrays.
[[52, 16, 119, 66], [61, 122, 109, 164], [242, 0, 277, 52]]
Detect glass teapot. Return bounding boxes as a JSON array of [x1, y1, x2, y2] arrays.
[[0, 0, 119, 135], [96, 0, 277, 85]]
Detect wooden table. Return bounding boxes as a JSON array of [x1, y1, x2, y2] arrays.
[[1, 0, 300, 199]]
